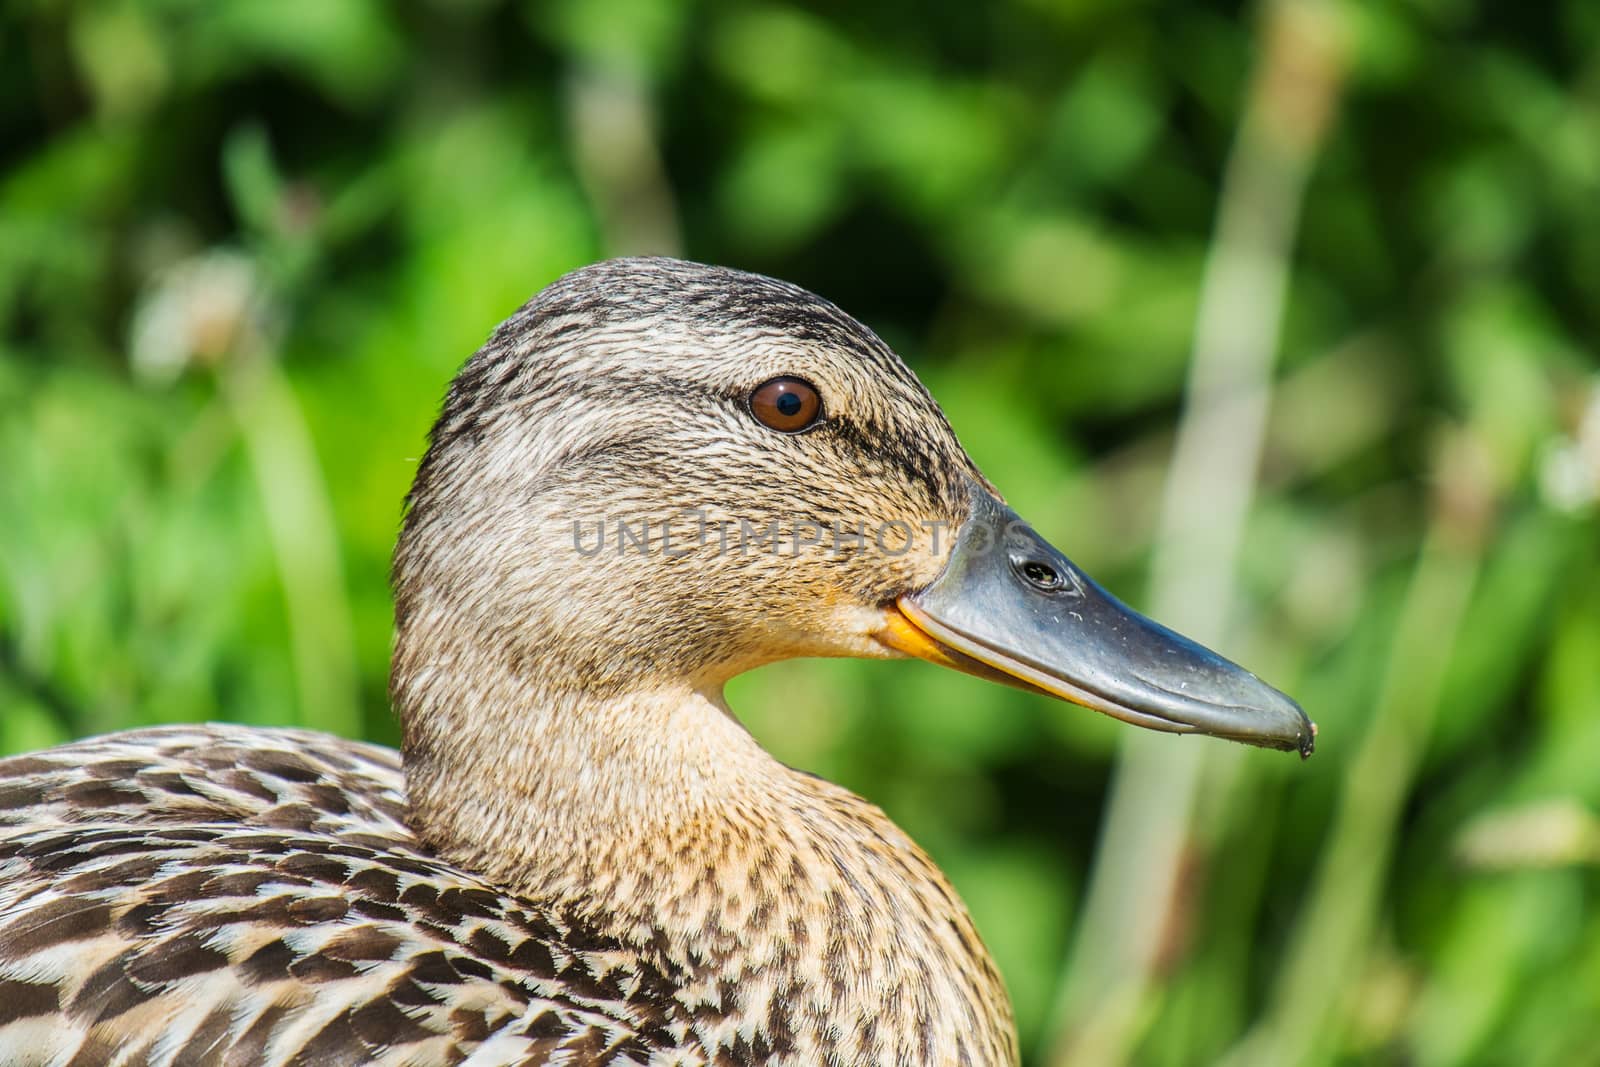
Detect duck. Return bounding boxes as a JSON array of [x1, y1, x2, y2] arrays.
[[0, 258, 1313, 1066]]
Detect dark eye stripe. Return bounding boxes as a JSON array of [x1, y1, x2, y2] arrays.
[[749, 377, 823, 433]]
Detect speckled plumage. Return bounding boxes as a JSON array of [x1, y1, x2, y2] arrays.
[[0, 259, 1020, 1065]]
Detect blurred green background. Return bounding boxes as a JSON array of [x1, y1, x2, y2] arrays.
[[2, 0, 1598, 1063]]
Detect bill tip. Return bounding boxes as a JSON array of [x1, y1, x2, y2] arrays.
[[1299, 720, 1318, 760]]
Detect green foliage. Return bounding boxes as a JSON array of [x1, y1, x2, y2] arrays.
[[2, 0, 1597, 1062]]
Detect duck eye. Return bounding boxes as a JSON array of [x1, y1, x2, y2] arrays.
[[749, 376, 822, 433]]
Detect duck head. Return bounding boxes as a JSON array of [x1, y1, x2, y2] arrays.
[[393, 257, 1312, 759]]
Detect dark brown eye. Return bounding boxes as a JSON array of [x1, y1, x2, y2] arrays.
[[749, 376, 822, 433]]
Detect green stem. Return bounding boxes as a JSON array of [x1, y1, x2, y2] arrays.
[[1220, 519, 1482, 1067], [222, 356, 362, 741]]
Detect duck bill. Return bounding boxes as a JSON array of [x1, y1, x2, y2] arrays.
[[886, 488, 1315, 757]]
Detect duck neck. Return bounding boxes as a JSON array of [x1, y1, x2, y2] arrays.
[[398, 653, 775, 909], [394, 637, 1017, 1063]]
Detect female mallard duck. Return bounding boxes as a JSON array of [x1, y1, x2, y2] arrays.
[[0, 258, 1312, 1066]]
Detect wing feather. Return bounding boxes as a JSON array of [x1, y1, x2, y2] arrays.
[[0, 727, 658, 1067]]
